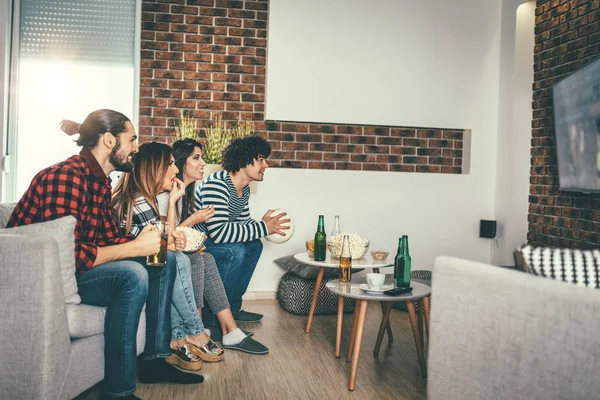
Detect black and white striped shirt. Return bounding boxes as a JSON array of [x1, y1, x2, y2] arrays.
[[194, 170, 268, 243]]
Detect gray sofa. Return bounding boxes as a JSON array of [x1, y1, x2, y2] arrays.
[[0, 203, 146, 399], [428, 256, 600, 400]]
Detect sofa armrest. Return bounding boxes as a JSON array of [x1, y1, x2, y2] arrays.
[[0, 235, 71, 400], [428, 256, 600, 400]]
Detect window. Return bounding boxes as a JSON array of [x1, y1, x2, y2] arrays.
[[3, 0, 140, 201]]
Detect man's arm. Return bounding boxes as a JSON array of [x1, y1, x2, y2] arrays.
[[194, 179, 267, 243], [94, 230, 159, 265]]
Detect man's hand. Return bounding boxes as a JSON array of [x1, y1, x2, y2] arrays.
[[192, 205, 215, 224], [133, 224, 161, 256], [172, 229, 186, 251], [262, 209, 291, 236]]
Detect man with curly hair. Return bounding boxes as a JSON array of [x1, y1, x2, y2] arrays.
[[193, 136, 289, 335]]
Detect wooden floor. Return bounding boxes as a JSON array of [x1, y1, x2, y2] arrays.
[[77, 299, 427, 400]]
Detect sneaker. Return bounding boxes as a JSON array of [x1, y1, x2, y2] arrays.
[[222, 336, 269, 355], [232, 309, 263, 323]]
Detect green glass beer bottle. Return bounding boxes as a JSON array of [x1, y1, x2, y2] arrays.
[[395, 235, 412, 288], [313, 215, 327, 261], [393, 237, 404, 286]]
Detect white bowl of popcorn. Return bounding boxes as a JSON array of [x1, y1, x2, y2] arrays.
[[327, 232, 370, 259], [176, 226, 207, 253]]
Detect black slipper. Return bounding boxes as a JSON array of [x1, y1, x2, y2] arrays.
[[206, 326, 254, 342], [222, 336, 269, 355]]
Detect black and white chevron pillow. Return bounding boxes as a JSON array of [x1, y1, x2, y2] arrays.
[[520, 246, 600, 288]]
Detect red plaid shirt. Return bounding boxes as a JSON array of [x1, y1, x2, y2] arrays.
[[7, 148, 130, 273]]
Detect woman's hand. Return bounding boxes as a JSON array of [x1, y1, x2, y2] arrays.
[[192, 205, 215, 224], [172, 229, 186, 251], [197, 245, 206, 255], [169, 178, 186, 203]]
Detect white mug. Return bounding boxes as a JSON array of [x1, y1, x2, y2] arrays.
[[366, 273, 386, 290]]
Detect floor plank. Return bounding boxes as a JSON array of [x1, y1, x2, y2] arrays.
[[76, 299, 427, 400]]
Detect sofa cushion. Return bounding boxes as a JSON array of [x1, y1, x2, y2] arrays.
[[65, 303, 105, 338], [520, 245, 600, 288], [0, 202, 16, 228], [0, 216, 81, 304]]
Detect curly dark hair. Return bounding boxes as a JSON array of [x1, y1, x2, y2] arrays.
[[222, 136, 271, 173]]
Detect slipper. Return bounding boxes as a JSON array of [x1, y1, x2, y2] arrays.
[[222, 336, 269, 355], [206, 326, 254, 343]]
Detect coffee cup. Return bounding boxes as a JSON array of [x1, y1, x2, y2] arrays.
[[366, 273, 386, 290]]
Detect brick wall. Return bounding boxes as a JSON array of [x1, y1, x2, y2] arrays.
[[529, 0, 599, 248], [139, 0, 464, 173]]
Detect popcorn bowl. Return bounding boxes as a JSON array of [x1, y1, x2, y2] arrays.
[[327, 233, 370, 259], [176, 227, 206, 253]]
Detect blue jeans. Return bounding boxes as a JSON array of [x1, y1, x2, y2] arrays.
[[202, 238, 263, 325], [75, 253, 176, 397], [171, 251, 204, 340]]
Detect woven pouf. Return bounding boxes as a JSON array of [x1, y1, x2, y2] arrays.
[[277, 272, 356, 315], [388, 270, 432, 312]]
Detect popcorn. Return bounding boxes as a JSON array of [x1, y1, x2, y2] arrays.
[[327, 232, 369, 259], [175, 226, 206, 253]]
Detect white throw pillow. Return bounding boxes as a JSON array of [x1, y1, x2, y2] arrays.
[[0, 216, 81, 304], [520, 245, 600, 289]]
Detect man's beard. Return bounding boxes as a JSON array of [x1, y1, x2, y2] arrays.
[[109, 141, 133, 172]]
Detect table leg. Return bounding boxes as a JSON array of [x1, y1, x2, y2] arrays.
[[406, 300, 427, 378], [372, 267, 393, 341], [374, 302, 393, 356], [335, 296, 344, 357], [346, 301, 360, 362], [380, 302, 394, 342], [423, 296, 430, 343], [417, 299, 424, 349], [305, 267, 325, 333], [348, 299, 368, 391]]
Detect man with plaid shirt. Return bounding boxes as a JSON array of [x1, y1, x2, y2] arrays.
[[7, 110, 203, 400]]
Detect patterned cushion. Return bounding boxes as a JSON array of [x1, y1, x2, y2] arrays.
[[277, 272, 356, 315], [520, 245, 600, 288], [390, 270, 432, 312]]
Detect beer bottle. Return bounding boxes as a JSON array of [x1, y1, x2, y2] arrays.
[[331, 215, 341, 237], [393, 237, 404, 285], [339, 234, 352, 282], [313, 215, 327, 261], [395, 235, 412, 288]]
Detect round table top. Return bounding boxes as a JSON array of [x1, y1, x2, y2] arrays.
[[325, 277, 431, 301], [293, 251, 394, 269]]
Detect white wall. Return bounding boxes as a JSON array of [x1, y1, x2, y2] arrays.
[[493, 0, 535, 266], [248, 0, 509, 293]]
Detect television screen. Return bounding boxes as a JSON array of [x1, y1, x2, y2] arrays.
[[552, 56, 600, 193]]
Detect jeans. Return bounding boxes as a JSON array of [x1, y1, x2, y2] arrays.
[[202, 238, 263, 325], [75, 253, 176, 397], [171, 251, 204, 340]]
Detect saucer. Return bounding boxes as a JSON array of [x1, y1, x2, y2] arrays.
[[359, 283, 394, 294]]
